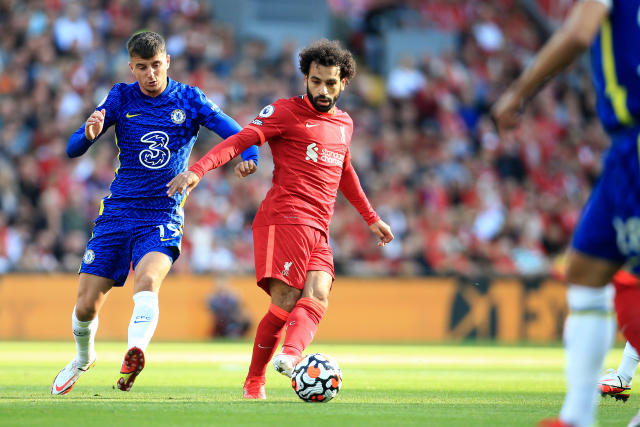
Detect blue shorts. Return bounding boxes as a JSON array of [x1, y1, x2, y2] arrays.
[[80, 216, 181, 286], [572, 126, 640, 273]]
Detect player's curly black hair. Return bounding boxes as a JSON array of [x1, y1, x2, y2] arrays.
[[127, 31, 166, 58], [299, 39, 356, 82]]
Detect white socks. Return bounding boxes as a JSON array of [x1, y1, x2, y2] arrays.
[[127, 291, 159, 352], [559, 284, 615, 427], [618, 341, 639, 384], [72, 306, 98, 367]]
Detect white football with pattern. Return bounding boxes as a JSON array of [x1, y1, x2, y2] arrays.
[[291, 353, 342, 402]]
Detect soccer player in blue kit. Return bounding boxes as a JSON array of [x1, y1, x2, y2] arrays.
[[493, 1, 640, 426], [51, 31, 258, 395]]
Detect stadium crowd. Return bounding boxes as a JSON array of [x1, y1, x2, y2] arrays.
[[0, 0, 605, 278]]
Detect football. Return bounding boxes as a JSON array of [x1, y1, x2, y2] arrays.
[[291, 353, 342, 402]]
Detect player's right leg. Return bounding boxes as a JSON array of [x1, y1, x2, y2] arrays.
[[243, 280, 298, 399], [53, 217, 134, 395], [51, 273, 115, 395]]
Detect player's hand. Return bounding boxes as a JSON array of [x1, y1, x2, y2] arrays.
[[491, 88, 523, 134], [85, 109, 106, 140], [166, 170, 201, 197], [369, 219, 394, 247], [234, 160, 257, 178]]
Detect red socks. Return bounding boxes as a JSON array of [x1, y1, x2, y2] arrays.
[[281, 297, 326, 357], [613, 271, 640, 351], [247, 303, 289, 378], [247, 297, 327, 377]]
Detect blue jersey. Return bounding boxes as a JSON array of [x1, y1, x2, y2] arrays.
[[67, 78, 258, 225], [590, 0, 640, 132]]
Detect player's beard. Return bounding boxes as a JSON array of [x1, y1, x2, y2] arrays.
[[307, 86, 340, 113]]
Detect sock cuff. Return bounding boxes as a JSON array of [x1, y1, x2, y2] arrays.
[[72, 306, 95, 328], [567, 283, 614, 311], [268, 303, 290, 321], [296, 297, 326, 316], [133, 290, 159, 305]]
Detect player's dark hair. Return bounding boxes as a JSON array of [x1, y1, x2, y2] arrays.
[[127, 31, 166, 58], [299, 39, 356, 82]]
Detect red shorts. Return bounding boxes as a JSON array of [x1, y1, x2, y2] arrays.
[[253, 224, 334, 294], [613, 270, 640, 287]]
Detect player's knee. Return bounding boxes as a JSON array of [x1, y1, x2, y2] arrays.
[[268, 279, 300, 311], [273, 292, 299, 312], [301, 284, 329, 308], [565, 250, 619, 287], [305, 293, 329, 309], [75, 300, 97, 321], [134, 272, 161, 293]]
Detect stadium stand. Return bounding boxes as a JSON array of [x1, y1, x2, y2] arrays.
[[0, 0, 603, 278]]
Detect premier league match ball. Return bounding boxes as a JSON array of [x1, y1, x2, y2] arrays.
[[291, 353, 342, 402]]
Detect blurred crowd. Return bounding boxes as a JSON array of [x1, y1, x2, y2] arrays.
[[0, 0, 606, 278]]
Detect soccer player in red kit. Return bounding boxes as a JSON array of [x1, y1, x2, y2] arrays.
[[167, 39, 394, 399]]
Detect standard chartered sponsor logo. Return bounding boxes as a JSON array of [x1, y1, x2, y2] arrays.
[[306, 143, 318, 162], [320, 148, 344, 165], [305, 143, 344, 165]]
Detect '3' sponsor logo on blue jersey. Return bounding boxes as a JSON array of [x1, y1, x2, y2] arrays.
[[139, 131, 170, 169]]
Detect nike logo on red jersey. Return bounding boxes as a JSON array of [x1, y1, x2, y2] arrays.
[[305, 123, 319, 128]]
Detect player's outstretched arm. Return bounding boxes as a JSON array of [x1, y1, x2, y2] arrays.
[[66, 109, 106, 157], [188, 127, 261, 177], [491, 0, 608, 133], [167, 127, 261, 195], [208, 111, 260, 176], [369, 219, 394, 247], [197, 93, 260, 173], [166, 170, 201, 197]]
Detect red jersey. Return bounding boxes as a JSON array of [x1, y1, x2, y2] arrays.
[[190, 95, 379, 234]]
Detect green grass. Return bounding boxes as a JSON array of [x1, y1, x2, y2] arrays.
[[0, 341, 636, 426]]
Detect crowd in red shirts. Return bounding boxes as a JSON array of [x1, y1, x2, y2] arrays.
[[0, 0, 603, 278]]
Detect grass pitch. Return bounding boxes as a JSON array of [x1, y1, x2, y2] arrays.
[[0, 341, 636, 426]]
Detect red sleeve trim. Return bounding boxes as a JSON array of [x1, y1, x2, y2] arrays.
[[246, 125, 266, 145]]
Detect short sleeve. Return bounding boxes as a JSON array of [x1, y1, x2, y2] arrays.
[[193, 87, 223, 123], [245, 101, 288, 145]]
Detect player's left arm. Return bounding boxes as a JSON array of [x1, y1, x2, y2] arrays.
[[339, 158, 394, 247], [196, 89, 258, 177], [491, 0, 609, 132]]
